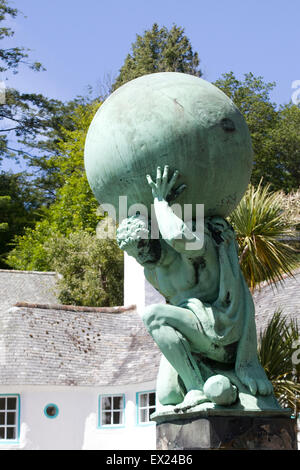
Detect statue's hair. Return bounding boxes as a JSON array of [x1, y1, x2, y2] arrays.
[[116, 215, 150, 250]]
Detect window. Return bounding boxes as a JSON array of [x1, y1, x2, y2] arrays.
[[0, 395, 19, 441], [44, 404, 59, 419], [137, 391, 156, 424], [99, 395, 124, 427]]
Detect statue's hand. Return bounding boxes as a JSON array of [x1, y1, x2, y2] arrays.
[[236, 358, 273, 396], [146, 165, 186, 202]]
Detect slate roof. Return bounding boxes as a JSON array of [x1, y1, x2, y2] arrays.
[[0, 270, 161, 386], [0, 269, 59, 313], [0, 303, 161, 386], [253, 268, 300, 335]]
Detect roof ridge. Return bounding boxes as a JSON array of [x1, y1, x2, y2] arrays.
[[253, 267, 300, 292], [13, 302, 136, 314], [0, 269, 57, 275]]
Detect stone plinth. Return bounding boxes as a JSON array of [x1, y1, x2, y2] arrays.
[[153, 410, 297, 450]]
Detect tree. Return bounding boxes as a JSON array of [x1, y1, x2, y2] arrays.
[[214, 72, 300, 192], [0, 0, 42, 74], [258, 310, 300, 414], [0, 194, 10, 231], [1, 88, 89, 203], [12, 94, 97, 204], [0, 171, 44, 267], [44, 231, 123, 307], [0, 1, 47, 243], [229, 181, 298, 291], [0, 0, 43, 165], [0, 1, 86, 207], [6, 102, 103, 271], [214, 73, 278, 188], [265, 103, 300, 192], [112, 23, 202, 91]]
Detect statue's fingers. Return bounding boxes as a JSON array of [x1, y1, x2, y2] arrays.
[[168, 169, 180, 189], [166, 184, 186, 203], [173, 184, 187, 199], [146, 174, 156, 189], [156, 166, 162, 184], [160, 165, 169, 193], [162, 165, 169, 182]]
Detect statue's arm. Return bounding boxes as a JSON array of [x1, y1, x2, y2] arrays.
[[146, 166, 205, 255]]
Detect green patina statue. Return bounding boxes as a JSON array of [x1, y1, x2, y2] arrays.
[[116, 165, 275, 413], [84, 72, 282, 414]]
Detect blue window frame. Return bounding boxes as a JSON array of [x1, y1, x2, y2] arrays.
[[98, 394, 125, 427], [136, 391, 156, 424], [0, 394, 20, 442], [44, 403, 59, 419]]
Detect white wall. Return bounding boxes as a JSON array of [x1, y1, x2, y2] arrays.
[[124, 253, 145, 313], [124, 252, 165, 314], [0, 382, 156, 450]]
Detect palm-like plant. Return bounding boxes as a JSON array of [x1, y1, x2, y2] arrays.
[[258, 310, 300, 414], [229, 181, 298, 291]]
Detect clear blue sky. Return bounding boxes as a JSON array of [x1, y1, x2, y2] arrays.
[[3, 0, 300, 105]]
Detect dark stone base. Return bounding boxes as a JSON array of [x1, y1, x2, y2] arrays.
[[156, 414, 297, 450]]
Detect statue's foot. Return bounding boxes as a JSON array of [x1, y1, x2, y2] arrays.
[[203, 374, 237, 406], [174, 390, 208, 413], [236, 362, 273, 396]]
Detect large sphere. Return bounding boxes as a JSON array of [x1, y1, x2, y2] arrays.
[[84, 72, 253, 219]]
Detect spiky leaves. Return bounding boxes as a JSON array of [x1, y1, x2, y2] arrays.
[[229, 181, 298, 291], [258, 310, 300, 413]]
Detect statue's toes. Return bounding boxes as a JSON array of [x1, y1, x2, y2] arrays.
[[246, 377, 257, 396], [174, 390, 207, 412], [257, 378, 273, 396]]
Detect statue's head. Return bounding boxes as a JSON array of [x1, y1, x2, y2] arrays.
[[116, 215, 161, 266]]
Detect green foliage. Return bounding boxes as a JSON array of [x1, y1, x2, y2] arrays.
[[18, 95, 96, 203], [258, 310, 300, 413], [1, 89, 88, 197], [113, 23, 202, 91], [0, 194, 10, 230], [266, 103, 300, 192], [6, 102, 102, 271], [214, 72, 300, 192], [44, 231, 123, 307], [0, 172, 44, 267], [6, 218, 52, 271], [229, 181, 298, 291]]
